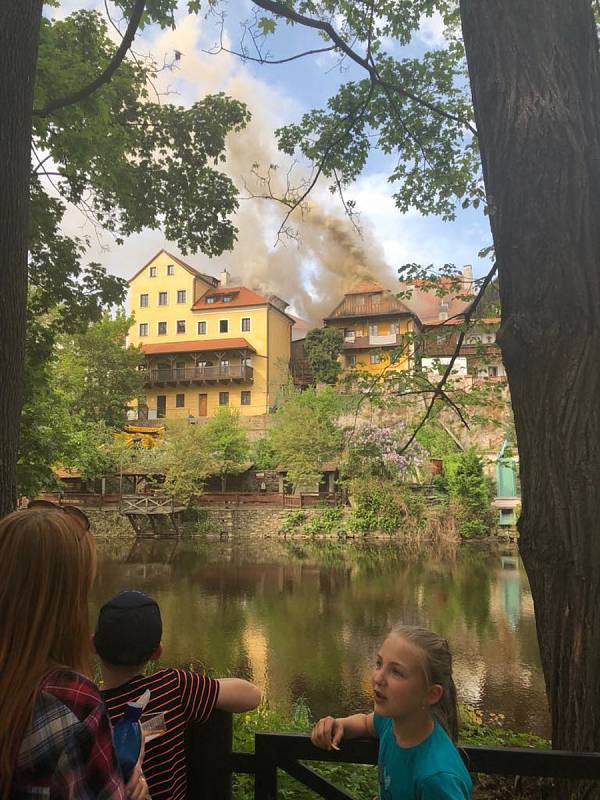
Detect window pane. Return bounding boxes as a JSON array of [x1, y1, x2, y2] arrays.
[[158, 322, 167, 335], [177, 290, 186, 304], [219, 392, 229, 406], [197, 321, 206, 335], [177, 320, 186, 333], [176, 393, 185, 408], [159, 292, 168, 305], [219, 320, 228, 333], [241, 391, 251, 405], [140, 294, 148, 307], [242, 317, 251, 332], [139, 324, 148, 337], [167, 264, 175, 275], [150, 267, 157, 277]]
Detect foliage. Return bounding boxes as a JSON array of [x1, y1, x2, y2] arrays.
[[347, 477, 423, 534], [132, 422, 213, 502], [306, 505, 344, 535], [303, 327, 344, 384], [449, 448, 495, 539], [416, 421, 462, 492], [345, 422, 424, 482], [281, 510, 308, 533], [252, 435, 279, 470], [202, 408, 250, 491], [53, 312, 144, 428], [269, 387, 343, 490]]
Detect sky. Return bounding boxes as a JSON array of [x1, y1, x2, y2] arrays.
[[47, 1, 492, 320]]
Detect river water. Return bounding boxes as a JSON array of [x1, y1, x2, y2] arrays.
[[92, 536, 549, 737]]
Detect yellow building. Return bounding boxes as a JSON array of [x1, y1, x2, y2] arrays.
[[128, 250, 293, 418], [324, 281, 418, 375]]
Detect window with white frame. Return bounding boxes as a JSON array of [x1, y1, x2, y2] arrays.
[[241, 317, 251, 332], [167, 264, 175, 275], [140, 294, 148, 307], [158, 292, 168, 306], [149, 266, 157, 277], [241, 391, 251, 405], [197, 321, 207, 335], [370, 353, 381, 364], [158, 321, 167, 335], [139, 323, 148, 337], [176, 320, 186, 334], [177, 289, 186, 304]]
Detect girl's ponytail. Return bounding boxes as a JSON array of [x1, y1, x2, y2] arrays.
[[391, 624, 459, 742]]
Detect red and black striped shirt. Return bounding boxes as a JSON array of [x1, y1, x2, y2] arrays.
[[102, 669, 219, 800]]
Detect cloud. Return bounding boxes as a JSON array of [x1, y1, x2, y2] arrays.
[[416, 12, 446, 49]]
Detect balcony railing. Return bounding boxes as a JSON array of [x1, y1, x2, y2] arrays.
[[329, 299, 409, 318], [342, 334, 404, 349], [144, 364, 253, 385]]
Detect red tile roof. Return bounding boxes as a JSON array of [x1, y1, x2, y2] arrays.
[[141, 338, 256, 355], [192, 286, 271, 311]]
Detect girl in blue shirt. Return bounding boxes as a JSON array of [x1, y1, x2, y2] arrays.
[[310, 624, 472, 800]]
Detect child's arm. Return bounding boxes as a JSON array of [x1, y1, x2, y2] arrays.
[[310, 713, 375, 750], [215, 678, 262, 712]]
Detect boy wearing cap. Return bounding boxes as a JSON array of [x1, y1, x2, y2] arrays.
[[94, 591, 261, 800]]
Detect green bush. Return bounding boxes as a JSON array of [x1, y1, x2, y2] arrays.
[[281, 510, 308, 533], [307, 506, 344, 534], [449, 449, 496, 539], [347, 478, 411, 534]]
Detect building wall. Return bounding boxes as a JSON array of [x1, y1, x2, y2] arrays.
[[129, 253, 292, 418], [128, 251, 214, 347], [267, 308, 293, 406], [328, 317, 415, 376]]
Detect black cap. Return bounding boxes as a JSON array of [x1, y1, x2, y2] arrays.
[[94, 591, 162, 666]]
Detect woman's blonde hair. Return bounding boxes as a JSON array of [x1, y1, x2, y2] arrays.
[[391, 624, 459, 741], [0, 508, 96, 794]]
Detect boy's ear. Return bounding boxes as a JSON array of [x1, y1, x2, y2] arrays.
[[150, 643, 163, 661]]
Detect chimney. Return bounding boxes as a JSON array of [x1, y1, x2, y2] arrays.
[[220, 269, 230, 288], [462, 264, 473, 293]]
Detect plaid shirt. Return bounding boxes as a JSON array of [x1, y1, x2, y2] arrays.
[[12, 669, 126, 799]]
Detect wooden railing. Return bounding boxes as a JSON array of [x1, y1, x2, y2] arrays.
[[36, 492, 122, 509], [119, 495, 180, 514], [144, 364, 253, 385], [198, 493, 283, 506], [187, 712, 600, 800]]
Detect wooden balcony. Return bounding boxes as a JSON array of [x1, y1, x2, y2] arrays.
[[342, 334, 404, 349], [143, 364, 253, 387]]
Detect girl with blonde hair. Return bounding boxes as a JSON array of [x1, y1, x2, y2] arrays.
[[0, 505, 147, 799], [311, 624, 472, 799]]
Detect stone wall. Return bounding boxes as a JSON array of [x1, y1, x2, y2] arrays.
[[87, 511, 134, 538], [197, 506, 293, 536]]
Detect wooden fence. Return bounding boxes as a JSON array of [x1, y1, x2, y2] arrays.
[[120, 495, 181, 514], [36, 491, 122, 508], [187, 712, 600, 800]]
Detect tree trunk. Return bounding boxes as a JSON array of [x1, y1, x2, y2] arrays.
[[0, 2, 43, 516], [460, 0, 600, 787]]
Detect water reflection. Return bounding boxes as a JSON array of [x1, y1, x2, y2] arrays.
[[91, 537, 549, 736]]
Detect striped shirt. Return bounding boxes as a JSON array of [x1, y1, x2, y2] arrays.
[[12, 669, 125, 799], [102, 669, 219, 800]]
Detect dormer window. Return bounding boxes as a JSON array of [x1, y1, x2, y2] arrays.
[[222, 294, 232, 303], [206, 296, 216, 304]]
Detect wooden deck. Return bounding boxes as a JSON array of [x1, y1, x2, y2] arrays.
[[119, 495, 186, 538]]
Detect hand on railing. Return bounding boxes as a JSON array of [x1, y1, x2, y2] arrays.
[[310, 716, 344, 751]]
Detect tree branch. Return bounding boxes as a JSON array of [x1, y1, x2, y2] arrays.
[[250, 0, 477, 134], [397, 260, 499, 454], [33, 0, 146, 117]]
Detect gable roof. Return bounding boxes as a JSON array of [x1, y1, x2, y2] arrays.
[[325, 284, 414, 321], [192, 286, 291, 316], [128, 249, 218, 285], [141, 338, 256, 355]]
